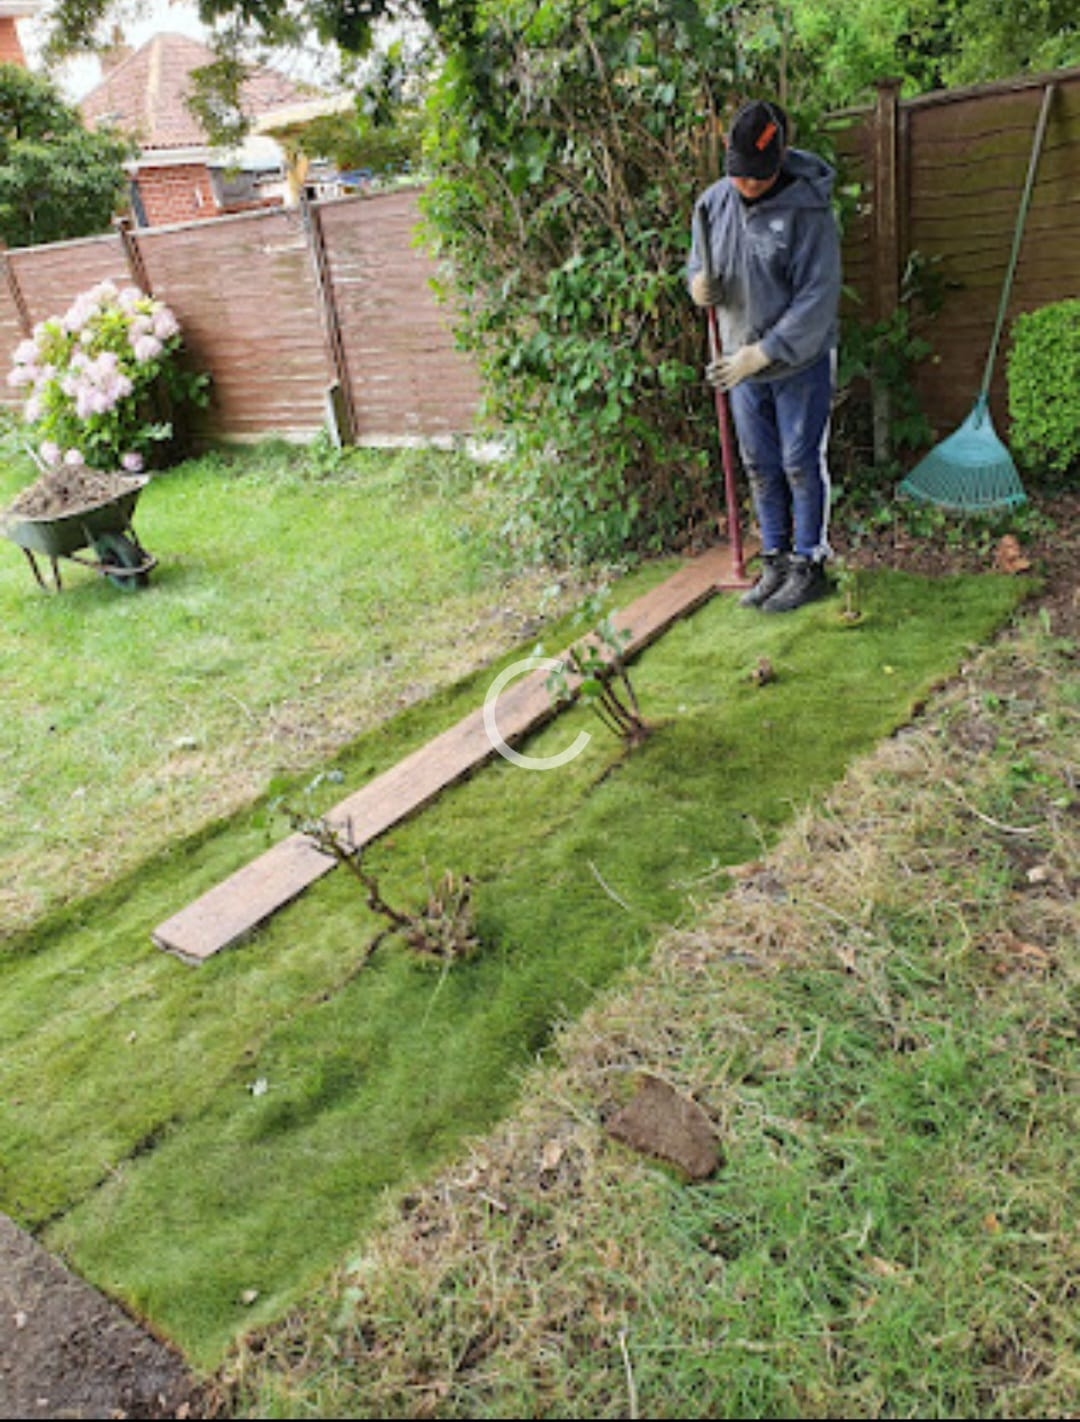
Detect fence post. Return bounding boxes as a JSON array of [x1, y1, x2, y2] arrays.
[[115, 216, 153, 295], [871, 78, 903, 463], [1, 252, 32, 337], [300, 193, 357, 445]]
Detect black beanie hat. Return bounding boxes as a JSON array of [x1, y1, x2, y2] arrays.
[[725, 100, 788, 179]]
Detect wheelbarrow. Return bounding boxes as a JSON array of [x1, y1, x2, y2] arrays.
[[1, 475, 157, 592]]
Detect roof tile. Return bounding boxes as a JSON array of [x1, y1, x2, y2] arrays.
[[79, 32, 308, 150]]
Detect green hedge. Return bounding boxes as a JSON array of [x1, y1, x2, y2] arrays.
[[1007, 298, 1080, 480]]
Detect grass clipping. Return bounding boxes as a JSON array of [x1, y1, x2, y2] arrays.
[[221, 612, 1080, 1419]]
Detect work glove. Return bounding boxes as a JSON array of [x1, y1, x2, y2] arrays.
[[690, 271, 725, 308], [706, 343, 770, 391]]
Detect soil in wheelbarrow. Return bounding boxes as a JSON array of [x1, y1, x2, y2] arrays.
[[5, 464, 147, 522]]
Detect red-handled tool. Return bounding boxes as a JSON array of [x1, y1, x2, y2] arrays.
[[694, 205, 748, 583]]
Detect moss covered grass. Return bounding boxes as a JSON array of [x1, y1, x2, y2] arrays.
[[0, 549, 1024, 1369]]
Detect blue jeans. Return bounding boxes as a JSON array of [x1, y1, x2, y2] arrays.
[[727, 350, 834, 560]]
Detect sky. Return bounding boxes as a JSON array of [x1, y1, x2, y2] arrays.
[[25, 1, 210, 100], [24, 0, 341, 102]]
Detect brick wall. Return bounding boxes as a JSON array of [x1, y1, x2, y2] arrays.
[[133, 164, 220, 228], [0, 18, 26, 66]]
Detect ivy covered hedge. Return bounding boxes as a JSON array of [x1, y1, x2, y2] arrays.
[[419, 0, 817, 563]]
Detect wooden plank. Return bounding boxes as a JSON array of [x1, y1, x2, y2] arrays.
[[152, 542, 752, 963]]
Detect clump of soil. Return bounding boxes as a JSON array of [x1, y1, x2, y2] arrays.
[[5, 465, 145, 522]]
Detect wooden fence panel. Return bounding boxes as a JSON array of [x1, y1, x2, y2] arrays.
[[5, 233, 129, 327], [130, 207, 332, 441], [904, 76, 1080, 435], [0, 264, 29, 405], [836, 68, 1080, 441], [0, 234, 131, 412], [314, 189, 483, 442], [826, 110, 875, 322]]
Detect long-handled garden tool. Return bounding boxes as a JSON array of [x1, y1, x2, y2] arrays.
[[694, 205, 750, 583], [897, 82, 1056, 513]]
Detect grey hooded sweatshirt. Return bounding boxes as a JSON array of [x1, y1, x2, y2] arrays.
[[687, 148, 841, 381]]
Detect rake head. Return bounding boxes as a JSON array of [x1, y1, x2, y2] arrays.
[[897, 398, 1027, 514]]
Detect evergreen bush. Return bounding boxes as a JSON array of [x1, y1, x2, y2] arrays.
[[1007, 298, 1080, 481]]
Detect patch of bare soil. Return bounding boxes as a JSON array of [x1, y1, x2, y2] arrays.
[[1, 489, 1076, 1422], [0, 1215, 214, 1420], [831, 488, 1080, 643]]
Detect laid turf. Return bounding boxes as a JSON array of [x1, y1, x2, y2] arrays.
[[0, 562, 1024, 1368]]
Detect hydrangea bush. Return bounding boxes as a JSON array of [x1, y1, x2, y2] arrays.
[[7, 280, 210, 473]]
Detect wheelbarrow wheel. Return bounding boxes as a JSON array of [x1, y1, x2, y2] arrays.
[[92, 531, 151, 590]]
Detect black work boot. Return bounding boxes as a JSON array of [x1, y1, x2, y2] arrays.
[[761, 555, 828, 613], [739, 551, 790, 608]]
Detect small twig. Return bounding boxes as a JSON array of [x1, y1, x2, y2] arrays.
[[945, 782, 1042, 836], [588, 860, 635, 913], [618, 1330, 639, 1421], [23, 440, 47, 472], [224, 690, 257, 722], [613, 657, 642, 720]]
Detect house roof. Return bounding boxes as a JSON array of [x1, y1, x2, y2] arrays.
[[79, 32, 308, 151]]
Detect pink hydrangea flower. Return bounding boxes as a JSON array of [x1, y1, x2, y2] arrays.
[[132, 334, 164, 363], [152, 307, 180, 341]]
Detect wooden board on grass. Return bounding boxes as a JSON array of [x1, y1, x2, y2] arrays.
[[153, 542, 752, 962]]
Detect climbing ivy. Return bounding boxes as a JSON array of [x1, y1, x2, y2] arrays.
[[420, 0, 811, 563]]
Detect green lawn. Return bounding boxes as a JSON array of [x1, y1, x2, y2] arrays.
[[0, 441, 596, 938], [0, 444, 1026, 1372]]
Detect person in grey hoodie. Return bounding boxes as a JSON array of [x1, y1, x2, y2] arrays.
[[688, 99, 842, 612]]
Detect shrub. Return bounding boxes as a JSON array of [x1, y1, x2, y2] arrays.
[[7, 279, 210, 473], [420, 1, 827, 564], [1007, 298, 1080, 480]]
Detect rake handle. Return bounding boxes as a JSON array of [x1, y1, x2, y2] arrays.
[[980, 82, 1055, 401], [694, 205, 746, 580]]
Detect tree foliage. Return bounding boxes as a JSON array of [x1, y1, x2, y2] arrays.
[[417, 0, 787, 561], [296, 43, 425, 175], [780, 0, 1078, 108], [0, 65, 133, 249]]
